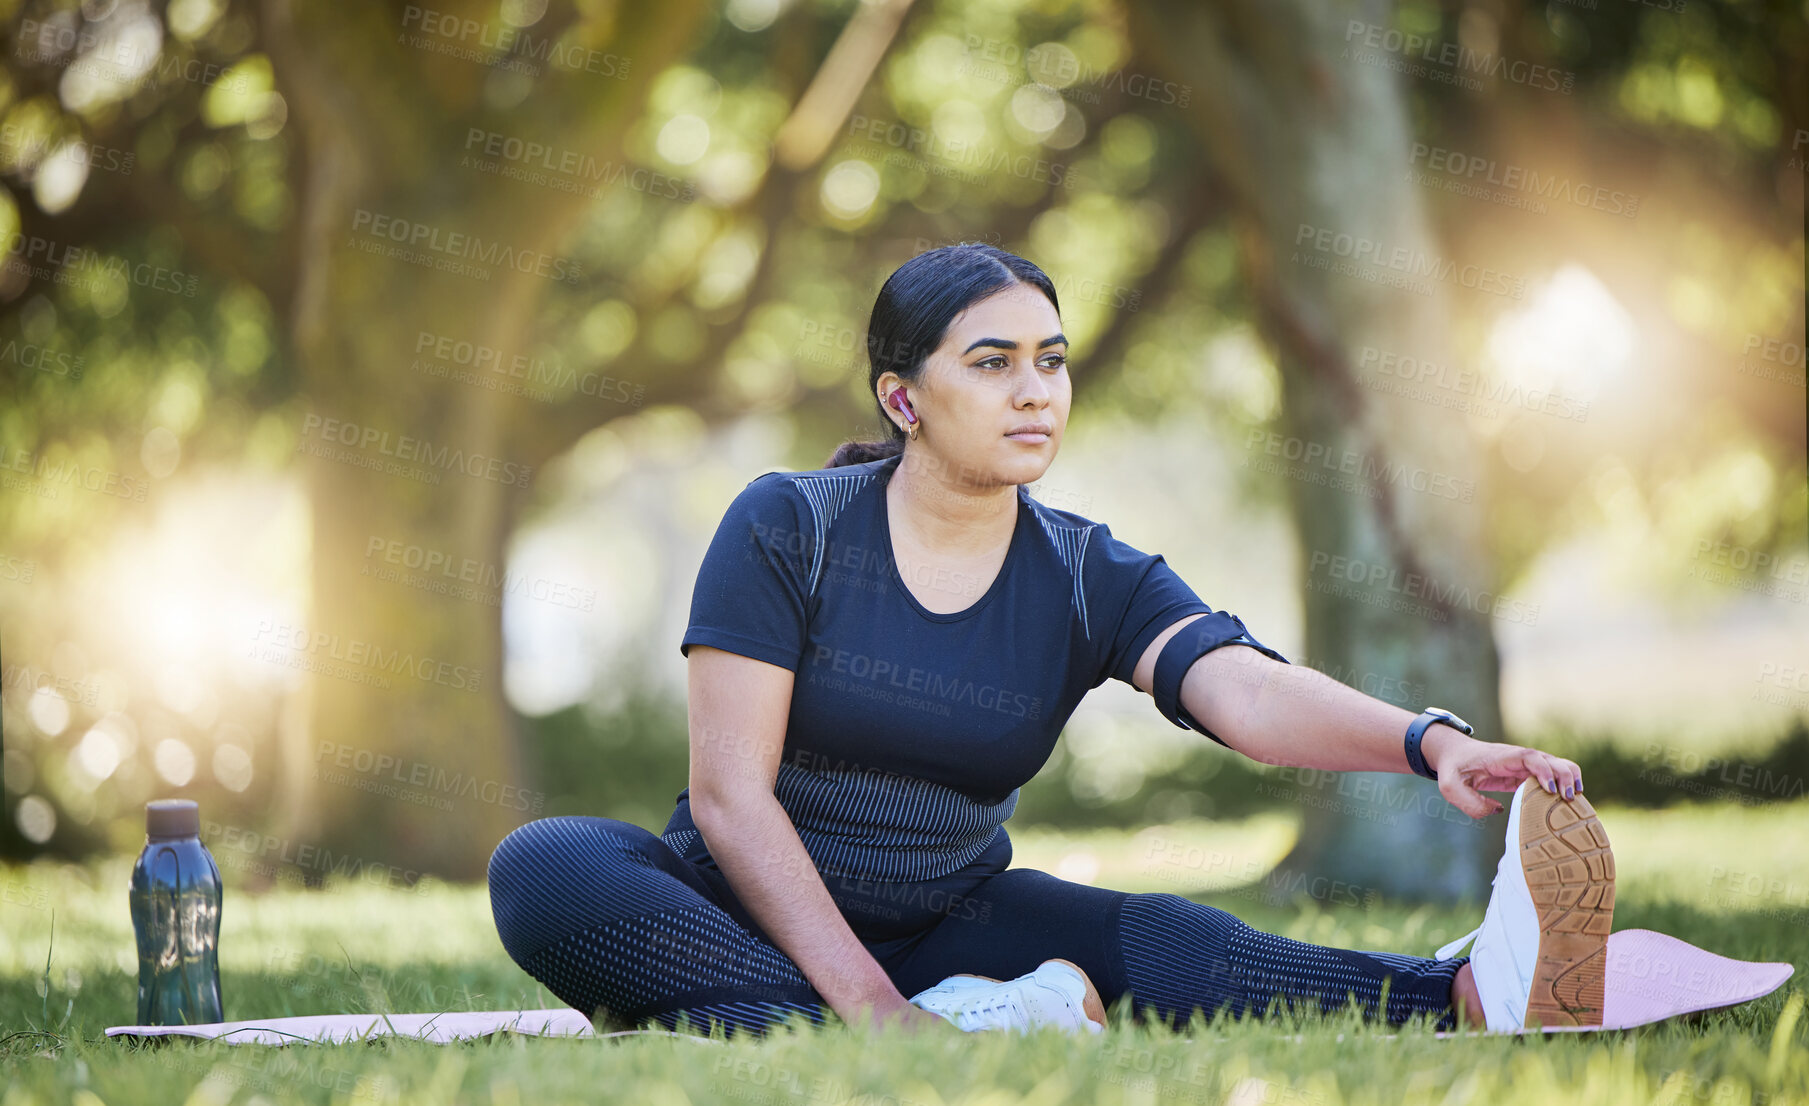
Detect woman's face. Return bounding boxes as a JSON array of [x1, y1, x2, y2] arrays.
[[889, 284, 1069, 491]]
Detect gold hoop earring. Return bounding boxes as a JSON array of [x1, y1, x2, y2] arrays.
[[882, 389, 920, 442]]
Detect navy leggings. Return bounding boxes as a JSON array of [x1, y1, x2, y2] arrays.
[[486, 815, 1467, 1038]]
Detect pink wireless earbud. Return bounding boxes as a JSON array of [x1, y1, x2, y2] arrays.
[[888, 389, 918, 424]]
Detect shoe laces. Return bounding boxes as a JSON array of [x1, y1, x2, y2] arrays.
[[947, 991, 1029, 1032], [1434, 871, 1499, 960]]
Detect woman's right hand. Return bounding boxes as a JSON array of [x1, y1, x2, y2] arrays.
[[855, 994, 964, 1036]]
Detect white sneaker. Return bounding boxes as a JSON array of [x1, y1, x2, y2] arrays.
[[1435, 779, 1615, 1031], [908, 958, 1106, 1036]]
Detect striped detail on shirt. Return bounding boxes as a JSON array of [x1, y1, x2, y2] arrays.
[[793, 472, 878, 599], [771, 760, 1018, 882], [1029, 501, 1096, 640]]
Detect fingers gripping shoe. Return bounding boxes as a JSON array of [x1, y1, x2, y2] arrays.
[[1435, 779, 1616, 1031], [908, 958, 1107, 1035]]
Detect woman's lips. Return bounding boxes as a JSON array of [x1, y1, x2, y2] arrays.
[[1005, 432, 1050, 444]]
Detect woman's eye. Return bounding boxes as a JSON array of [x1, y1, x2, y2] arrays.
[[975, 355, 1066, 370]]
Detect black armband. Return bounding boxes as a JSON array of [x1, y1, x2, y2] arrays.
[[1152, 610, 1290, 747]]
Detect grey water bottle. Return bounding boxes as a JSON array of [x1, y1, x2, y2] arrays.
[[128, 799, 223, 1025]]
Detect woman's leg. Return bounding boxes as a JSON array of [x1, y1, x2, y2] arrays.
[[1113, 890, 1469, 1030], [880, 868, 1469, 1031], [487, 816, 832, 1038]]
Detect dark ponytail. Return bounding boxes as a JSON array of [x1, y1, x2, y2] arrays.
[[824, 241, 1060, 469]]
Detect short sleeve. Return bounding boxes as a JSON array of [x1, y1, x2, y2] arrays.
[[1089, 523, 1214, 687], [679, 473, 812, 671], [1089, 522, 1288, 689]]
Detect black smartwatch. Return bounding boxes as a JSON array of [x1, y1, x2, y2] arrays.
[[1404, 707, 1473, 781]]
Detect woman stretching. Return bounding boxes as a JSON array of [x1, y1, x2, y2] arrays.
[[487, 243, 1613, 1039]]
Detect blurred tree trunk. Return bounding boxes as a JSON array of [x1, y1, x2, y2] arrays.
[[1127, 0, 1507, 900], [260, 0, 707, 879]]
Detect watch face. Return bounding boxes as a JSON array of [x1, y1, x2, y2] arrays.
[[1426, 707, 1473, 732]]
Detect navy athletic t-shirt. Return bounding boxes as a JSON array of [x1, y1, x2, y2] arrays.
[[662, 451, 1287, 882]]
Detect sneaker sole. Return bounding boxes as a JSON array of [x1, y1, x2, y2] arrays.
[[947, 958, 1107, 1028], [1519, 786, 1615, 1027]]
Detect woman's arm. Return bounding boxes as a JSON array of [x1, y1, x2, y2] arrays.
[[1130, 613, 1583, 819], [685, 645, 951, 1033]]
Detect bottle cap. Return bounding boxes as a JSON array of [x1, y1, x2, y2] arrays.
[[146, 799, 200, 838]]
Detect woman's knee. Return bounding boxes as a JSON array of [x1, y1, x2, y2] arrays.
[[491, 815, 635, 882], [487, 816, 662, 962]]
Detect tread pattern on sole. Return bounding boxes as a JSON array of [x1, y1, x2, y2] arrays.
[[1519, 788, 1615, 1027]]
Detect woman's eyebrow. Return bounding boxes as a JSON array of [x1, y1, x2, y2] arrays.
[[961, 334, 1068, 354]]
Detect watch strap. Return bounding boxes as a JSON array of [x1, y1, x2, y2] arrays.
[[1404, 709, 1471, 781]]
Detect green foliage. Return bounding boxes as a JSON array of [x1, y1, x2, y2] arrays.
[[528, 663, 693, 834], [524, 684, 1809, 836], [2, 0, 1802, 899]]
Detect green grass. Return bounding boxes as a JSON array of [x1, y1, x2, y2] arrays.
[[3, 801, 1805, 1106]]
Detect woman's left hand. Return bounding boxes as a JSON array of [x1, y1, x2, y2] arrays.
[[1431, 739, 1584, 819]]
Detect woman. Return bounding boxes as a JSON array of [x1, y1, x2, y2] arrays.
[[487, 243, 1610, 1039]]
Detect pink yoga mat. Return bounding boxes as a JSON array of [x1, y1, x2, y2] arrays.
[[1501, 928, 1796, 1036], [105, 929, 1794, 1044]]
